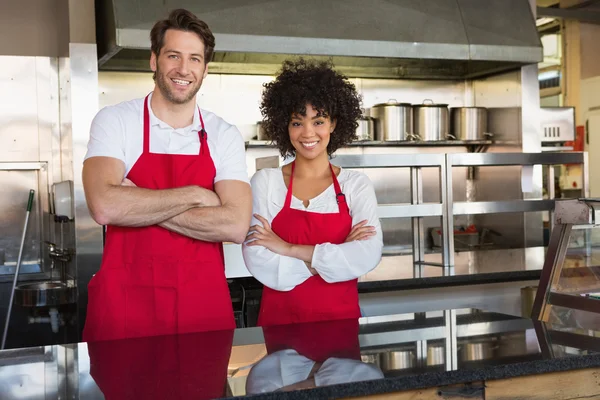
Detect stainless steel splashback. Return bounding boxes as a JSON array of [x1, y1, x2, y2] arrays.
[[0, 57, 62, 280]]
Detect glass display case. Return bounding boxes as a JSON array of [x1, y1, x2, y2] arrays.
[[532, 198, 600, 322]]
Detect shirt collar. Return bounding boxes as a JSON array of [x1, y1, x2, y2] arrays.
[[144, 92, 202, 134]]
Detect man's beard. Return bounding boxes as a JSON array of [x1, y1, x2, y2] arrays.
[[155, 66, 202, 105]]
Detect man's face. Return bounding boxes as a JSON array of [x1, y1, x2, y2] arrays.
[[150, 29, 208, 105]]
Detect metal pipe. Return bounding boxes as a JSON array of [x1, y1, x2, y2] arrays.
[[441, 155, 454, 267], [2, 190, 35, 349], [411, 167, 425, 278]]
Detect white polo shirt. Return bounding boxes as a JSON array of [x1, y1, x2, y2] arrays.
[[84, 93, 249, 184]]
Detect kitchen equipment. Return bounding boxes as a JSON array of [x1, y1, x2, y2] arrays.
[[2, 189, 35, 349], [51, 180, 74, 220], [427, 344, 445, 366], [540, 107, 575, 142], [371, 100, 413, 141], [255, 122, 268, 141], [355, 113, 375, 141], [431, 225, 479, 250], [379, 349, 415, 371], [413, 99, 449, 141], [14, 281, 77, 307], [361, 353, 380, 365], [450, 107, 491, 141], [459, 338, 496, 361]]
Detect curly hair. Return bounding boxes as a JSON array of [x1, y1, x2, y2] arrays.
[[260, 58, 362, 158]]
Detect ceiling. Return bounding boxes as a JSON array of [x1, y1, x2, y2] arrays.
[[536, 0, 600, 26]]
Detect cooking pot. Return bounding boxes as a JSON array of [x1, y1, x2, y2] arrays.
[[450, 107, 492, 141], [371, 100, 413, 141], [459, 339, 496, 361], [256, 122, 268, 141], [355, 113, 375, 141], [413, 99, 449, 141], [379, 349, 415, 371], [427, 344, 445, 366]]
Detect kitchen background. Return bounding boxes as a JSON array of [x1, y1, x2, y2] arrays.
[[0, 0, 598, 350]]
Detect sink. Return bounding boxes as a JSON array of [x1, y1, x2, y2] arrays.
[[14, 281, 77, 307]]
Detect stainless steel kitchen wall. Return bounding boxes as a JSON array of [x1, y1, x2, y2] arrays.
[[0, 55, 67, 348], [0, 57, 61, 278], [0, 0, 99, 348]]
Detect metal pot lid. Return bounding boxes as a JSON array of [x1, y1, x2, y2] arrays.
[[373, 99, 412, 107], [413, 99, 448, 108], [449, 106, 487, 110]]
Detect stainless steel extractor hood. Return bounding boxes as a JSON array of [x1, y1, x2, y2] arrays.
[[96, 0, 543, 79]]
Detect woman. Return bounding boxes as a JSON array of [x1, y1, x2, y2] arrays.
[[242, 58, 383, 326]]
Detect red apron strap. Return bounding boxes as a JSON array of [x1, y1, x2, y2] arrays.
[[285, 162, 348, 213], [143, 95, 151, 154], [330, 164, 349, 215], [283, 161, 296, 209], [198, 107, 208, 156]]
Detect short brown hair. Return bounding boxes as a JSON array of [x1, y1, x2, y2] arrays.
[[150, 9, 216, 63]]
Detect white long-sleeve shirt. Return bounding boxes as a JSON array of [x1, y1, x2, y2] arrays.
[[242, 167, 383, 291]]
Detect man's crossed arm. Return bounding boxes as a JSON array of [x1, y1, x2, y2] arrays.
[[82, 156, 252, 244]]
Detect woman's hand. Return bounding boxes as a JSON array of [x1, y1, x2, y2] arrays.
[[345, 220, 376, 243], [246, 214, 293, 256]]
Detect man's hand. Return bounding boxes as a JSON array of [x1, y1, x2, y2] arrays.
[[121, 178, 136, 187], [245, 214, 293, 256], [157, 180, 251, 244], [344, 220, 376, 243]]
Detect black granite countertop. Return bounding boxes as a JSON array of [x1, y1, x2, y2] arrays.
[[357, 269, 542, 292], [223, 308, 600, 400], [0, 307, 598, 400], [233, 354, 600, 400]]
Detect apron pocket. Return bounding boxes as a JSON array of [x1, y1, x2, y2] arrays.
[[178, 261, 235, 332], [125, 285, 177, 338]]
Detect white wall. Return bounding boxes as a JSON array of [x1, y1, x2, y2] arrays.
[[581, 76, 600, 196], [98, 71, 470, 142]]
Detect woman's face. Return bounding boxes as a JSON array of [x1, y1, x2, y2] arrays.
[[288, 104, 336, 161]]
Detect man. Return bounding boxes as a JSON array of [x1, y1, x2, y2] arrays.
[[81, 9, 252, 342]]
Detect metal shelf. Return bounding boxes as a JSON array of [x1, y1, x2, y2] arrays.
[[378, 204, 443, 218], [448, 152, 586, 167], [334, 152, 588, 270], [453, 199, 555, 215], [334, 153, 446, 168], [246, 140, 493, 148]]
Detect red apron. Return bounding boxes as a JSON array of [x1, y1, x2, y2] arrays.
[[83, 94, 235, 342], [262, 318, 361, 363], [257, 161, 360, 326], [87, 329, 234, 400]]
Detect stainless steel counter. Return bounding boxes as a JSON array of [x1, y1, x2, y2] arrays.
[[0, 307, 599, 400]]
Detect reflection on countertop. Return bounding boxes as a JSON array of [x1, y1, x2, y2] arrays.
[[1, 307, 600, 400]]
